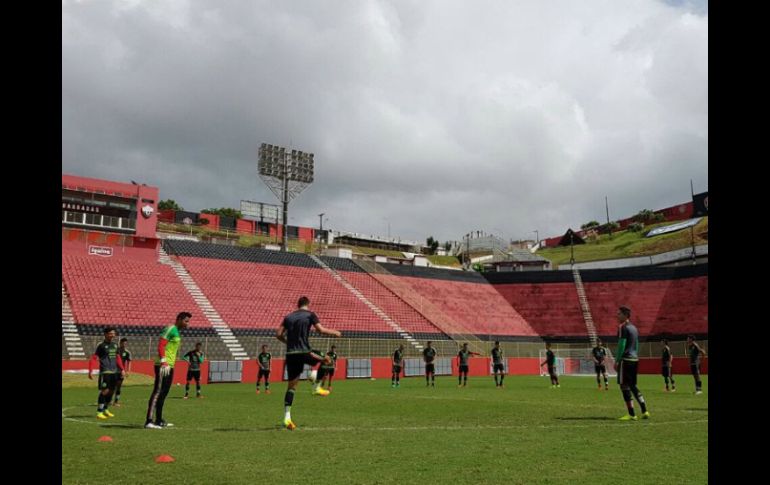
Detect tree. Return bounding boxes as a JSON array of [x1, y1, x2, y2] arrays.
[[444, 241, 452, 252], [633, 209, 666, 225], [426, 236, 440, 255], [201, 207, 243, 219], [581, 220, 600, 230], [158, 199, 183, 211]]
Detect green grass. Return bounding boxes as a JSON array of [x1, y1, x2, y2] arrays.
[[426, 255, 462, 267], [62, 375, 707, 484], [538, 218, 708, 266], [62, 372, 156, 388]]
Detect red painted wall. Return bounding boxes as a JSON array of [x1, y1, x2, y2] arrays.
[[638, 357, 707, 375], [62, 360, 210, 385], [298, 227, 314, 241], [61, 234, 159, 262], [236, 219, 254, 234], [63, 356, 705, 382], [199, 213, 219, 230], [158, 209, 175, 223]]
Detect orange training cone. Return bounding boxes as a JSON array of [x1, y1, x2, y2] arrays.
[[97, 436, 113, 442], [155, 454, 175, 463]]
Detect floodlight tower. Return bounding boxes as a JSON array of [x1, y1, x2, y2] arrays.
[[258, 143, 315, 251]]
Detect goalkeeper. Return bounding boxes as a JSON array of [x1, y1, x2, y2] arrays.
[[144, 312, 191, 429]]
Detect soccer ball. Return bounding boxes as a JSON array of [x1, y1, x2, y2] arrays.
[[308, 369, 318, 383]]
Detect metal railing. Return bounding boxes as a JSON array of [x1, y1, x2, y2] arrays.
[[66, 335, 705, 361]]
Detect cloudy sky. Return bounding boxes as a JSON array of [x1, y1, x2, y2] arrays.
[[62, 0, 707, 244]]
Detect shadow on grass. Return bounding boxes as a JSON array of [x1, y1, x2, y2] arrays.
[[98, 423, 146, 429], [555, 416, 615, 421], [212, 426, 281, 433]]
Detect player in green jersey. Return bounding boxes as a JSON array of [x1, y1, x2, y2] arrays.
[[145, 312, 191, 429]]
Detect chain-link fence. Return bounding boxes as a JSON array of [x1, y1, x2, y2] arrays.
[[65, 335, 706, 361]]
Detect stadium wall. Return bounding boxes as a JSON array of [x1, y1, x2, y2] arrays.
[[62, 234, 159, 262], [62, 357, 706, 382]]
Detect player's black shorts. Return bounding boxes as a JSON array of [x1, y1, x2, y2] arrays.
[[257, 368, 270, 379], [286, 352, 323, 381], [493, 363, 505, 373], [98, 373, 119, 391], [425, 363, 435, 374], [661, 365, 672, 378], [186, 370, 201, 381], [617, 360, 639, 387], [459, 364, 469, 374], [321, 368, 335, 377], [690, 363, 701, 376], [594, 364, 606, 374], [547, 364, 556, 377], [392, 365, 402, 374]]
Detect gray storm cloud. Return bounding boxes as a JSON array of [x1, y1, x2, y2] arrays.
[[63, 0, 707, 243]]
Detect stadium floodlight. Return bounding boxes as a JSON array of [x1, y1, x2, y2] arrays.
[[258, 143, 315, 251]]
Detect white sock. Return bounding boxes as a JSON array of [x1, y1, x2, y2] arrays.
[[284, 407, 291, 420]]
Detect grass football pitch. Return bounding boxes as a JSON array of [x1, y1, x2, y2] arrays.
[[62, 374, 707, 484]]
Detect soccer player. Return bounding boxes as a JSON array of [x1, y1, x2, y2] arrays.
[[661, 339, 676, 392], [88, 327, 125, 419], [457, 343, 481, 387], [256, 344, 272, 394], [182, 342, 205, 399], [392, 344, 405, 388], [687, 335, 706, 395], [540, 342, 559, 388], [423, 341, 437, 387], [112, 337, 131, 406], [614, 306, 650, 420], [319, 345, 338, 391], [277, 296, 342, 430], [491, 341, 505, 387], [145, 311, 191, 429], [592, 339, 609, 391]]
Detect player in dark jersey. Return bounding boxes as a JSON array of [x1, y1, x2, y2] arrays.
[[687, 335, 706, 394], [540, 342, 560, 388], [661, 339, 676, 392], [256, 345, 272, 394], [112, 337, 131, 406], [614, 306, 650, 420], [276, 296, 342, 430], [592, 339, 609, 391], [145, 312, 191, 429], [319, 345, 338, 391], [423, 341, 437, 387], [88, 327, 126, 420], [491, 341, 505, 387], [457, 343, 481, 387], [182, 342, 205, 399], [391, 344, 405, 388]]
